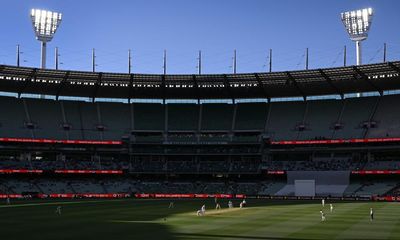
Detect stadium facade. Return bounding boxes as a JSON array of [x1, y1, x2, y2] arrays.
[[0, 61, 400, 200]]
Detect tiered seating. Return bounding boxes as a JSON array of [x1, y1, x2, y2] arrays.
[[35, 180, 73, 194], [363, 160, 400, 170], [79, 102, 101, 140], [133, 103, 164, 131], [70, 179, 106, 193], [61, 100, 84, 139], [26, 98, 66, 139], [1, 95, 400, 141], [353, 181, 397, 196], [266, 101, 306, 140], [258, 181, 286, 195], [0, 97, 31, 138], [299, 99, 342, 140], [98, 102, 131, 139], [234, 103, 267, 130], [168, 104, 198, 131], [334, 97, 377, 139], [103, 180, 137, 193], [201, 104, 233, 131], [343, 182, 363, 196], [368, 95, 400, 138]]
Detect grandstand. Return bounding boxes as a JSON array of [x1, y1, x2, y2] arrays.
[[0, 61, 399, 199]]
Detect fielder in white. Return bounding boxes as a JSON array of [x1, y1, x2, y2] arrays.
[[55, 206, 62, 215], [320, 210, 326, 222]]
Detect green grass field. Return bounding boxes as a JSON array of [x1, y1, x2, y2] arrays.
[[0, 198, 399, 239]]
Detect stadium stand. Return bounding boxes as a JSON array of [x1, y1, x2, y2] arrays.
[[201, 103, 234, 131], [0, 61, 400, 198], [266, 101, 306, 140], [61, 100, 85, 139], [234, 102, 268, 130], [299, 99, 342, 140], [367, 94, 400, 138], [167, 104, 199, 131], [133, 103, 165, 131], [1, 94, 400, 142], [0, 97, 31, 138], [97, 102, 131, 140], [333, 97, 378, 139]]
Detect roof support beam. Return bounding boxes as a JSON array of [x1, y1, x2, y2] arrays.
[[254, 73, 271, 101], [286, 72, 306, 100], [319, 69, 344, 99], [92, 72, 102, 102], [192, 75, 200, 104], [55, 71, 70, 100], [18, 68, 37, 98], [128, 74, 134, 103], [353, 66, 383, 96], [161, 75, 166, 104], [223, 74, 234, 102]]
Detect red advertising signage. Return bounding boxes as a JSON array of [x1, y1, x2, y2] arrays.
[[0, 137, 122, 145], [37, 193, 130, 198], [54, 170, 123, 174], [0, 194, 24, 198], [134, 193, 245, 199], [373, 196, 400, 202], [351, 170, 400, 175], [0, 169, 43, 174], [271, 137, 400, 145], [266, 170, 286, 175]]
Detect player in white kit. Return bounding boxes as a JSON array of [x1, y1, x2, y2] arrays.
[[322, 198, 325, 207], [215, 203, 221, 210], [330, 203, 333, 213], [55, 206, 62, 215], [370, 208, 374, 221], [201, 204, 206, 215], [320, 210, 326, 221]]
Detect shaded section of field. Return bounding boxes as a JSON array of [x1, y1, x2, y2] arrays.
[[0, 199, 399, 240]]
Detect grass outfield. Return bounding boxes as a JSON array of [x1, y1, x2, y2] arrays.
[[0, 199, 399, 239]]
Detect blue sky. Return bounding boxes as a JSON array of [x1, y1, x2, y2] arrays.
[[0, 0, 399, 74]]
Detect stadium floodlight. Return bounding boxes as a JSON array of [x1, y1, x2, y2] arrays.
[[341, 8, 373, 65], [30, 9, 62, 69]]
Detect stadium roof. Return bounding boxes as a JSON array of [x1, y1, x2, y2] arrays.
[[0, 61, 399, 100]]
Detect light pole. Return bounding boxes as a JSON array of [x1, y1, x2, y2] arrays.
[[30, 9, 62, 69], [341, 8, 373, 66]]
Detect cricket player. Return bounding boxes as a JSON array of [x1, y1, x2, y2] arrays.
[[201, 204, 206, 215], [215, 202, 221, 210], [168, 201, 174, 208], [197, 210, 202, 216], [228, 200, 233, 208], [370, 208, 374, 221], [6, 197, 10, 205], [322, 198, 325, 207], [55, 206, 62, 215], [320, 210, 326, 222], [330, 203, 333, 213]]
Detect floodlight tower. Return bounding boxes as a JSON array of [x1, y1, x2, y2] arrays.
[[30, 9, 62, 69], [341, 8, 373, 66]]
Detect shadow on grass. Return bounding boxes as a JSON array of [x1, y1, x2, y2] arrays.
[[174, 232, 305, 240]]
